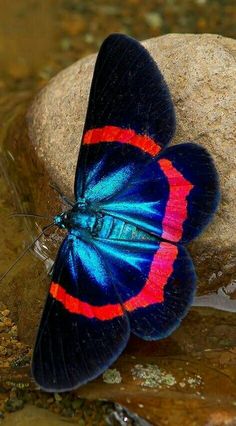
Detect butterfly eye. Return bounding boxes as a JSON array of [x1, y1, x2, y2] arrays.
[[64, 213, 68, 220]]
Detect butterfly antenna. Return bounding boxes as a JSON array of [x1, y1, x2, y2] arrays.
[[49, 183, 74, 207], [0, 222, 56, 283], [9, 213, 53, 219]]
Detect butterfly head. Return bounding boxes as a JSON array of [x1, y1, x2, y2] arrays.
[[53, 212, 71, 229]]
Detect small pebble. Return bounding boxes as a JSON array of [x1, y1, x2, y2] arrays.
[[131, 364, 176, 389], [71, 399, 83, 410], [103, 368, 122, 384], [54, 393, 62, 402], [0, 346, 7, 356], [61, 407, 74, 417], [4, 398, 24, 413]]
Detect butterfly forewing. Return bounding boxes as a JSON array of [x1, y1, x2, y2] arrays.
[[32, 235, 130, 392], [74, 33, 176, 200]]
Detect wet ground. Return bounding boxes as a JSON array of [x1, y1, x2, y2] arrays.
[[0, 0, 235, 425]]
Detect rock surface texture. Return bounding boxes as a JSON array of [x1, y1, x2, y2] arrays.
[[27, 34, 236, 289]]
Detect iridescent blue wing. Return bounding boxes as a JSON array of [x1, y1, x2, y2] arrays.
[[92, 238, 196, 340], [32, 234, 130, 392], [75, 34, 219, 244], [100, 143, 220, 244], [75, 139, 219, 244], [75, 33, 175, 199]]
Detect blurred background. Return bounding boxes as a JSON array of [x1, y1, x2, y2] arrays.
[[0, 0, 235, 94]]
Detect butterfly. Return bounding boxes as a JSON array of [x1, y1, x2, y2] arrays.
[[32, 33, 220, 392]]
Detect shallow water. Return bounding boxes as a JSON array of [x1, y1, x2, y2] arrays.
[[0, 0, 235, 424]]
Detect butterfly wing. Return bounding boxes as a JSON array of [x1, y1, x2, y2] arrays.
[[156, 143, 220, 243], [32, 234, 195, 391], [32, 234, 130, 392], [92, 237, 196, 340], [74, 34, 219, 244], [75, 33, 176, 199], [100, 142, 220, 243]]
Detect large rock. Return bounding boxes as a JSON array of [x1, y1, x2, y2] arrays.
[[27, 34, 236, 291]]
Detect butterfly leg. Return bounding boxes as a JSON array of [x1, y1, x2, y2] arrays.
[[47, 260, 54, 277]]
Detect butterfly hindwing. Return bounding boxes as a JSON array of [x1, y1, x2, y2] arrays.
[[91, 238, 196, 340], [76, 141, 219, 245], [32, 234, 130, 392], [104, 142, 220, 243], [127, 243, 196, 340], [157, 142, 220, 243]]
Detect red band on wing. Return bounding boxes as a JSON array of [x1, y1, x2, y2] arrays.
[[50, 242, 178, 320], [83, 125, 161, 157], [50, 282, 123, 320], [159, 159, 194, 242], [124, 242, 178, 311]]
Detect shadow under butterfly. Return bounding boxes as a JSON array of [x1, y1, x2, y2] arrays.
[[31, 33, 220, 392]]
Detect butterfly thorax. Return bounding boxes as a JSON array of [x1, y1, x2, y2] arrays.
[[53, 209, 96, 232]]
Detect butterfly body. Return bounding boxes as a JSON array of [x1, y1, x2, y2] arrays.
[[55, 205, 161, 242], [32, 34, 220, 392], [54, 210, 97, 233]]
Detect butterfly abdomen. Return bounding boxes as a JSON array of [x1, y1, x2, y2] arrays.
[[59, 210, 155, 241], [93, 214, 156, 241]]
